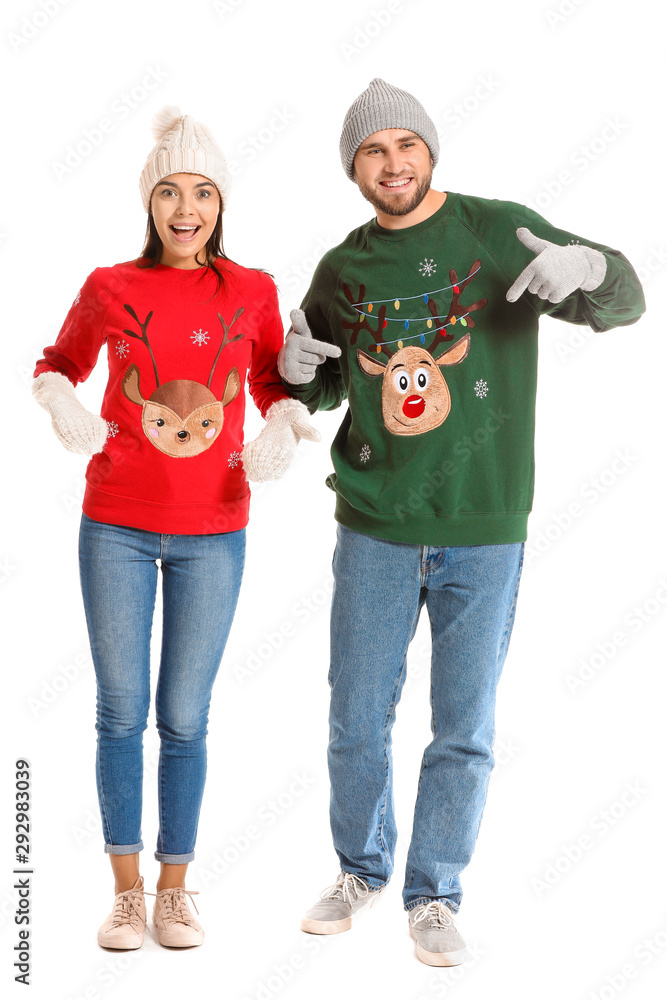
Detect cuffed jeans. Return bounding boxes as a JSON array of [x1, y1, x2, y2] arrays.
[[328, 524, 524, 911], [78, 513, 245, 863]]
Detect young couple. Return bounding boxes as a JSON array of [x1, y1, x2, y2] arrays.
[[33, 80, 645, 964]]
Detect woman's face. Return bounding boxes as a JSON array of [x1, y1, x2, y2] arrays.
[[150, 173, 221, 268]]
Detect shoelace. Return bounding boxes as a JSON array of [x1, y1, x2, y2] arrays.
[[412, 900, 456, 930], [321, 872, 369, 904], [148, 887, 200, 925], [109, 886, 147, 930]]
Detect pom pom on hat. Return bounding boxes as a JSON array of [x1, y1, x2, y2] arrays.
[[139, 105, 231, 213], [151, 104, 184, 142]]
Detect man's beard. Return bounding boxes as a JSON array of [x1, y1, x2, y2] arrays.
[[356, 168, 432, 217]]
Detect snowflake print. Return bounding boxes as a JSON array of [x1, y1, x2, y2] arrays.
[[474, 379, 489, 399], [228, 451, 242, 469], [360, 444, 371, 463], [418, 257, 437, 278], [115, 340, 130, 359], [107, 421, 119, 438], [73, 290, 81, 306], [191, 328, 210, 347]]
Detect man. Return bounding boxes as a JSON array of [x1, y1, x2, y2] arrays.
[[278, 78, 645, 967]]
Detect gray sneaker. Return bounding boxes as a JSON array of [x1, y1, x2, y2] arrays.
[[301, 871, 383, 934], [409, 901, 467, 966]]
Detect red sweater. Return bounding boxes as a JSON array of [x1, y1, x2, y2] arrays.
[[34, 257, 288, 534]]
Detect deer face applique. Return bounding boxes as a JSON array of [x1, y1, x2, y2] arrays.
[[120, 304, 244, 458], [347, 259, 487, 438], [358, 337, 470, 436]]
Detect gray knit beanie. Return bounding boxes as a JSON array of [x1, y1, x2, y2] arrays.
[[339, 78, 439, 180]]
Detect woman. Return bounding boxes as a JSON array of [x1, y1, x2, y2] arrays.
[[32, 106, 317, 949]]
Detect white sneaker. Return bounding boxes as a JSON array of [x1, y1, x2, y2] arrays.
[[409, 900, 467, 966], [301, 871, 384, 934]]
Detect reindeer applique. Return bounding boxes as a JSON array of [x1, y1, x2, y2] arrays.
[[120, 304, 244, 458], [350, 260, 487, 437]]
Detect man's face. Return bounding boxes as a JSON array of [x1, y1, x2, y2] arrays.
[[352, 129, 433, 216]]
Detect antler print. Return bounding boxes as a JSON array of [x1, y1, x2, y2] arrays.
[[123, 304, 160, 387], [207, 307, 245, 389], [342, 283, 392, 360]]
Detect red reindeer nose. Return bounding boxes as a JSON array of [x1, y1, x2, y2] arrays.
[[402, 395, 426, 418]]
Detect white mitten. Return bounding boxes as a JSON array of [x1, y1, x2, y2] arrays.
[[242, 398, 320, 482], [506, 228, 607, 304], [32, 371, 108, 456]]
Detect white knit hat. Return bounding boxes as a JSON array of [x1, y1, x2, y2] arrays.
[[139, 105, 231, 212]]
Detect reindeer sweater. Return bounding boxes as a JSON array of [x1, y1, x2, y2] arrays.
[[286, 192, 645, 545], [34, 258, 288, 534]]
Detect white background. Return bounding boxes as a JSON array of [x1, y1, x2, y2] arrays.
[[2, 0, 666, 998]]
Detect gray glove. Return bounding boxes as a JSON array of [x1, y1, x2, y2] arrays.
[[277, 308, 342, 385], [506, 227, 607, 304]]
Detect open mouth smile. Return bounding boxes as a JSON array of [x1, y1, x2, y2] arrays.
[[169, 225, 201, 243]]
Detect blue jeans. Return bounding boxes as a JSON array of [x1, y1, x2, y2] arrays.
[[328, 524, 524, 911], [78, 513, 245, 863]]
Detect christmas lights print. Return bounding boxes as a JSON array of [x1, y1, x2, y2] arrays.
[[343, 259, 487, 356]]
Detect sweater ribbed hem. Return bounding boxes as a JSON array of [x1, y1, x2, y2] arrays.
[[333, 494, 529, 546], [83, 484, 250, 536]]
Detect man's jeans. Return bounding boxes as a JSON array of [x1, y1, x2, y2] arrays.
[[328, 524, 524, 911], [78, 513, 245, 863]]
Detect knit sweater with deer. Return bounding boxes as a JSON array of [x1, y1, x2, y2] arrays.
[[34, 258, 288, 534], [286, 192, 645, 545]]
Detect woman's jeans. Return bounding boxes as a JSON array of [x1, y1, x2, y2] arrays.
[[328, 524, 524, 911], [78, 513, 245, 863]]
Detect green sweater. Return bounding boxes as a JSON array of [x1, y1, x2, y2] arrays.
[[288, 192, 645, 545]]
